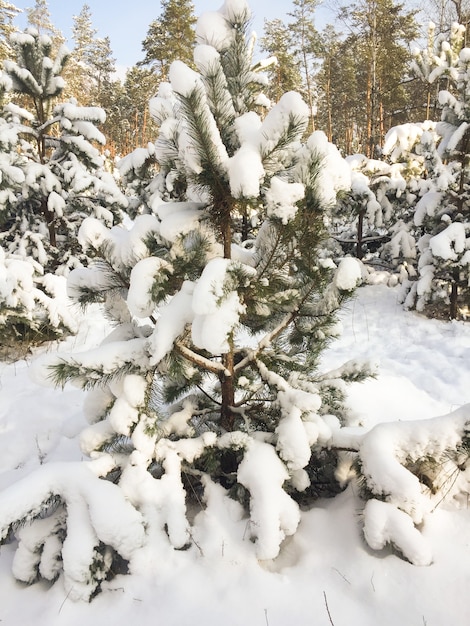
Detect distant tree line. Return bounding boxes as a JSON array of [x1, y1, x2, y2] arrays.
[[2, 0, 470, 158]]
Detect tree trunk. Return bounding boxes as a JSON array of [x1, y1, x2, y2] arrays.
[[220, 346, 235, 431], [142, 107, 148, 146], [378, 94, 384, 148], [356, 210, 365, 260], [220, 206, 235, 430], [326, 57, 333, 142], [366, 72, 373, 158], [42, 198, 57, 248], [450, 278, 458, 320]]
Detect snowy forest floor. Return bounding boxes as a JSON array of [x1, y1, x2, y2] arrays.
[[0, 283, 469, 626]]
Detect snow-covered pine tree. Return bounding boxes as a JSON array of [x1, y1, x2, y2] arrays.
[[0, 28, 127, 275], [1, 59, 76, 350], [0, 28, 127, 349], [0, 2, 373, 599], [117, 141, 159, 218], [378, 120, 438, 281], [402, 23, 470, 318], [333, 153, 396, 264]]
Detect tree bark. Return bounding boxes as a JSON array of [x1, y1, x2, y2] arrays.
[[450, 278, 458, 320], [356, 210, 365, 260], [220, 347, 235, 431], [220, 205, 235, 430], [42, 198, 57, 248]]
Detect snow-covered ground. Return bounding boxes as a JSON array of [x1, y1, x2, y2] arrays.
[[0, 284, 469, 626]]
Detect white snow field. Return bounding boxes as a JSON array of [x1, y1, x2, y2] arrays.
[[0, 283, 469, 626]]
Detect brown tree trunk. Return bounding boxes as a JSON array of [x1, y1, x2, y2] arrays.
[[142, 107, 148, 146], [326, 58, 333, 142], [379, 95, 385, 147], [41, 198, 57, 248], [366, 72, 373, 158], [220, 205, 235, 430], [220, 346, 235, 431]]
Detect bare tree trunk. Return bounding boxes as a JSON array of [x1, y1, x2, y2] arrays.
[[450, 277, 458, 320], [366, 72, 373, 157], [142, 107, 148, 146], [326, 57, 333, 142], [379, 96, 385, 147]]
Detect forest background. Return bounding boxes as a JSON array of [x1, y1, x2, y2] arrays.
[[2, 0, 469, 159]]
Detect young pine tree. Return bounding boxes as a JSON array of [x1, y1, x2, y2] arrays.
[[0, 29, 127, 274], [403, 24, 470, 318], [0, 1, 375, 600], [0, 29, 127, 349]]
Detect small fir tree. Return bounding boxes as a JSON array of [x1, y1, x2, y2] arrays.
[[0, 28, 127, 348], [0, 28, 127, 275], [402, 25, 470, 318], [334, 154, 391, 261]]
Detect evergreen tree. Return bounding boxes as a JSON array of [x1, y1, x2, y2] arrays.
[[288, 0, 321, 130], [316, 26, 360, 150], [0, 0, 19, 68], [0, 29, 127, 275], [327, 0, 418, 156], [260, 18, 302, 103], [26, 0, 61, 41], [404, 27, 470, 318], [2, 1, 470, 601], [0, 1, 373, 599], [65, 3, 98, 103], [411, 20, 465, 120], [88, 35, 116, 103], [99, 66, 160, 158], [71, 3, 96, 65], [365, 23, 470, 319], [0, 28, 127, 347], [123, 66, 159, 146], [334, 154, 390, 260], [139, 0, 196, 80]]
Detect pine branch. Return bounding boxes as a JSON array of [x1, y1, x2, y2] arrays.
[[48, 357, 144, 390], [174, 341, 231, 377], [235, 274, 329, 374]]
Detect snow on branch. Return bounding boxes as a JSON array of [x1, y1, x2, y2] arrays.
[[0, 461, 146, 600], [357, 404, 470, 564]]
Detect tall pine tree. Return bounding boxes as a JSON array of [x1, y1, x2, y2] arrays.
[[260, 18, 302, 103], [325, 0, 418, 156], [139, 0, 196, 80], [0, 0, 19, 68]]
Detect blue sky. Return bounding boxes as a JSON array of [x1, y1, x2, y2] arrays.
[[12, 1, 331, 71]]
